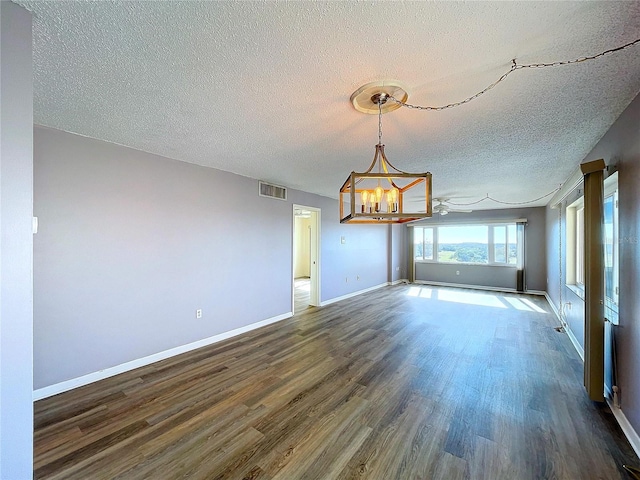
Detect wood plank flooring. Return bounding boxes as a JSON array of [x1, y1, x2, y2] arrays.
[[34, 284, 639, 479]]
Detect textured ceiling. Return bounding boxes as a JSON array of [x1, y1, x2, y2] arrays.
[[15, 0, 640, 209]]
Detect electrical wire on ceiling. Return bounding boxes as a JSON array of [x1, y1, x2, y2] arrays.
[[447, 187, 560, 206], [388, 38, 640, 111]]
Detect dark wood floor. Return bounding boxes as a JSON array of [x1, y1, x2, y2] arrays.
[[34, 284, 638, 479]]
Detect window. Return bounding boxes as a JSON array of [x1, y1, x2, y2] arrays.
[[565, 172, 618, 323], [493, 224, 517, 265], [576, 206, 584, 285], [414, 223, 520, 265], [437, 225, 488, 263], [603, 189, 619, 321], [414, 226, 434, 260], [494, 225, 506, 263]]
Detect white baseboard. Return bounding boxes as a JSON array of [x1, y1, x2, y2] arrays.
[[544, 290, 640, 460], [319, 282, 388, 306], [543, 292, 561, 320], [543, 292, 584, 361], [34, 281, 400, 400], [606, 398, 640, 459], [565, 325, 585, 361], [33, 312, 292, 401], [526, 289, 548, 297], [413, 280, 520, 294]]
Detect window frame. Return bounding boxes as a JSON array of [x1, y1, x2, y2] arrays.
[[603, 180, 619, 322], [413, 222, 521, 267], [576, 205, 585, 286], [565, 172, 618, 324]]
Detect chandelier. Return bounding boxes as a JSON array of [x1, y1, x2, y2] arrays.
[[339, 39, 640, 224], [340, 82, 432, 224]]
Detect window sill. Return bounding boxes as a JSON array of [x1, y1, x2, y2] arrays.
[[415, 260, 517, 267], [566, 283, 585, 300]]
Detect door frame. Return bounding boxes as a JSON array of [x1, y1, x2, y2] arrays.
[[292, 204, 321, 311]]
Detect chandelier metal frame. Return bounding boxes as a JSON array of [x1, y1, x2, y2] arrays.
[[340, 92, 432, 224]]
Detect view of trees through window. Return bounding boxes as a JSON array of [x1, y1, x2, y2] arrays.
[[414, 224, 517, 265]]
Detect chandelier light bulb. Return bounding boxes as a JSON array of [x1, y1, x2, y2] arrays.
[[374, 185, 384, 203]]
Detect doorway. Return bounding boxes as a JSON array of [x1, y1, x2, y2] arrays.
[[293, 205, 320, 313]]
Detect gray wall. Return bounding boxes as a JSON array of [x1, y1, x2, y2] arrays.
[[33, 126, 391, 389], [415, 262, 517, 289], [546, 186, 586, 348], [411, 207, 547, 291], [546, 91, 640, 435], [390, 224, 406, 282], [0, 2, 34, 477]]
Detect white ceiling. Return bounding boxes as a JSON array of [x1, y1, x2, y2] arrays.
[[15, 0, 640, 209]]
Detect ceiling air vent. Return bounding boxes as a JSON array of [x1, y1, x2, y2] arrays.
[[259, 181, 287, 201]]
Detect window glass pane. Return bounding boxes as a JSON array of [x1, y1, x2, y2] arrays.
[[414, 227, 434, 260], [507, 224, 517, 264], [576, 208, 585, 285], [437, 226, 488, 264], [414, 228, 424, 259], [604, 194, 617, 306], [613, 192, 619, 305], [423, 228, 434, 260], [494, 226, 506, 263]]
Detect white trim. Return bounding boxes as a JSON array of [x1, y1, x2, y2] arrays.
[[319, 283, 388, 306], [33, 312, 292, 401], [565, 325, 584, 361], [292, 204, 321, 308], [411, 218, 528, 227], [526, 289, 548, 297], [412, 281, 547, 297], [606, 398, 640, 459], [545, 292, 639, 460], [414, 259, 518, 268], [413, 280, 518, 294], [543, 292, 584, 361], [604, 171, 619, 196], [566, 283, 585, 300], [543, 292, 562, 321]]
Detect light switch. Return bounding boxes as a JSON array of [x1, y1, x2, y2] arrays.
[[340, 236, 346, 244]]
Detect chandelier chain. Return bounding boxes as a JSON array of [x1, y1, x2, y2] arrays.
[[387, 38, 640, 111], [378, 99, 383, 145], [447, 187, 560, 206]]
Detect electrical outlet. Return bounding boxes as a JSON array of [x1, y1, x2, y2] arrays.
[[196, 309, 202, 319], [456, 270, 460, 276], [357, 275, 360, 281]]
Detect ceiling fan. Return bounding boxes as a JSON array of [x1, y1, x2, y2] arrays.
[[432, 198, 473, 216]]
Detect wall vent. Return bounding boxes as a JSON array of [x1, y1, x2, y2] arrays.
[[259, 181, 287, 200]]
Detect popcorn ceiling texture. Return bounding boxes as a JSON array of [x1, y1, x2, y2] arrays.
[[16, 0, 640, 207]]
